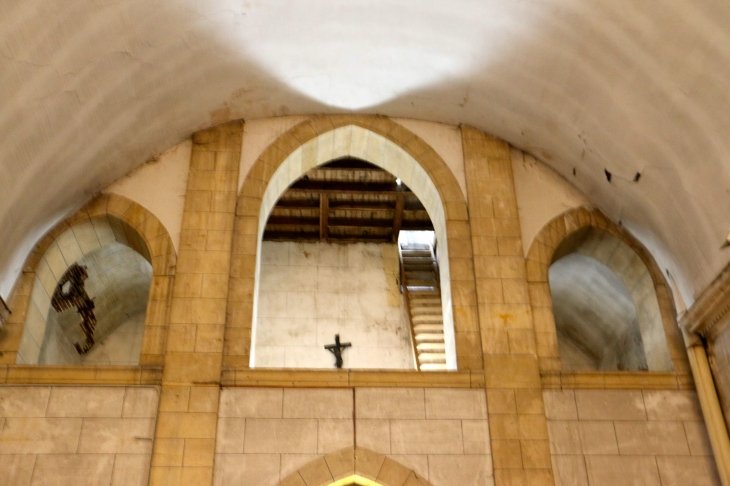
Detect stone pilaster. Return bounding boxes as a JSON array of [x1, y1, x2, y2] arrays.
[[461, 126, 554, 486], [149, 121, 242, 486]]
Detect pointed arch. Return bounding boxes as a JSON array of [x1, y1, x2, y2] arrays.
[[3, 193, 176, 366], [226, 115, 480, 371], [525, 205, 686, 373], [275, 447, 435, 486]]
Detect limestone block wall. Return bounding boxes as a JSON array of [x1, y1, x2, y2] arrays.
[[213, 387, 492, 486], [545, 389, 719, 486], [0, 386, 159, 486], [255, 241, 414, 369]]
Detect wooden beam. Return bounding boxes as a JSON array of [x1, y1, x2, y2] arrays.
[[266, 216, 319, 227], [263, 231, 391, 243], [288, 180, 411, 195], [392, 194, 405, 242], [320, 193, 329, 240], [265, 215, 433, 231]]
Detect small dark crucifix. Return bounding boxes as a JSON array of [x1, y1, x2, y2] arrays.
[[324, 334, 351, 369], [51, 263, 97, 355]]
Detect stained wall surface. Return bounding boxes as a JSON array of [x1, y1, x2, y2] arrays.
[[0, 386, 159, 486], [254, 241, 414, 369], [213, 387, 492, 486], [545, 389, 719, 486]]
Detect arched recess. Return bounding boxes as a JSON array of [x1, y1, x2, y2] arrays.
[[4, 193, 176, 367], [526, 205, 687, 372], [275, 447, 435, 486], [226, 115, 479, 371]]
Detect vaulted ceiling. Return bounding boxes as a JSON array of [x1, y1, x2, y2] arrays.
[[1, 1, 729, 305]]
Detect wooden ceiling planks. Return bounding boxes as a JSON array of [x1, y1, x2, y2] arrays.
[[263, 158, 434, 243]]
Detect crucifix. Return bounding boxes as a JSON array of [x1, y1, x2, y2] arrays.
[[324, 334, 351, 369]]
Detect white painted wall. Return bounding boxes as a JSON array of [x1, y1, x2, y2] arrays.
[[394, 118, 467, 202], [511, 148, 590, 256], [106, 140, 192, 252], [254, 241, 415, 370], [238, 116, 309, 190]]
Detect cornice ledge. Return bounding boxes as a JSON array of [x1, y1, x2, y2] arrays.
[[681, 264, 730, 340]]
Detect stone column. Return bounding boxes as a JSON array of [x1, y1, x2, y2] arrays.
[[149, 121, 242, 486], [461, 126, 554, 486]]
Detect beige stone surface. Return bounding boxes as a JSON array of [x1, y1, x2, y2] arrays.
[[219, 388, 283, 418], [684, 421, 714, 456], [424, 388, 488, 419], [356, 419, 391, 453], [244, 418, 318, 453], [281, 454, 321, 479], [0, 454, 36, 486], [574, 390, 646, 421], [656, 456, 721, 486], [548, 389, 720, 486], [213, 453, 281, 486], [614, 421, 690, 455], [283, 388, 353, 419], [462, 420, 491, 454], [216, 417, 246, 453], [0, 387, 50, 417], [356, 388, 426, 419], [111, 454, 152, 486], [577, 421, 618, 455], [387, 454, 429, 480], [547, 421, 582, 455], [552, 455, 588, 486], [317, 419, 354, 453], [428, 454, 494, 486], [31, 454, 115, 486], [543, 390, 578, 420], [0, 418, 82, 454], [46, 387, 126, 417], [390, 420, 463, 454], [0, 386, 158, 486], [642, 390, 703, 421], [77, 418, 155, 454], [585, 455, 661, 486]]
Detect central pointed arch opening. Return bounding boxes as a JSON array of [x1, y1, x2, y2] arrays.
[[250, 125, 456, 370]]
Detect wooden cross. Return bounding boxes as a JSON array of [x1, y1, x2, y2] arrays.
[[324, 334, 351, 369]]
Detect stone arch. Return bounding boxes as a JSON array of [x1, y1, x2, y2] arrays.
[[226, 115, 479, 371], [526, 205, 686, 372], [276, 447, 435, 486], [6, 193, 176, 366]]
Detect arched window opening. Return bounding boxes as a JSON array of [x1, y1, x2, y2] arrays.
[[254, 158, 447, 370], [40, 243, 151, 365], [549, 227, 673, 372], [17, 216, 153, 366]]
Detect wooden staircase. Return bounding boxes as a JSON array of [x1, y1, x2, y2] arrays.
[[399, 243, 447, 371]]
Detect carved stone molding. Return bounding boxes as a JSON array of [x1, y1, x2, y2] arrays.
[[681, 264, 730, 341]]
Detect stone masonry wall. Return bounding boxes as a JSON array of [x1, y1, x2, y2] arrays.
[[213, 387, 493, 486], [0, 386, 159, 486], [545, 389, 719, 486]]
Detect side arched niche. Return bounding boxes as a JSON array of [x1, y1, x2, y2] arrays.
[[8, 193, 176, 367], [275, 447, 435, 486], [226, 115, 480, 371], [526, 206, 687, 373]]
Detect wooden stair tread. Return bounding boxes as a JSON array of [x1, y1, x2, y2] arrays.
[[420, 363, 448, 371]]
